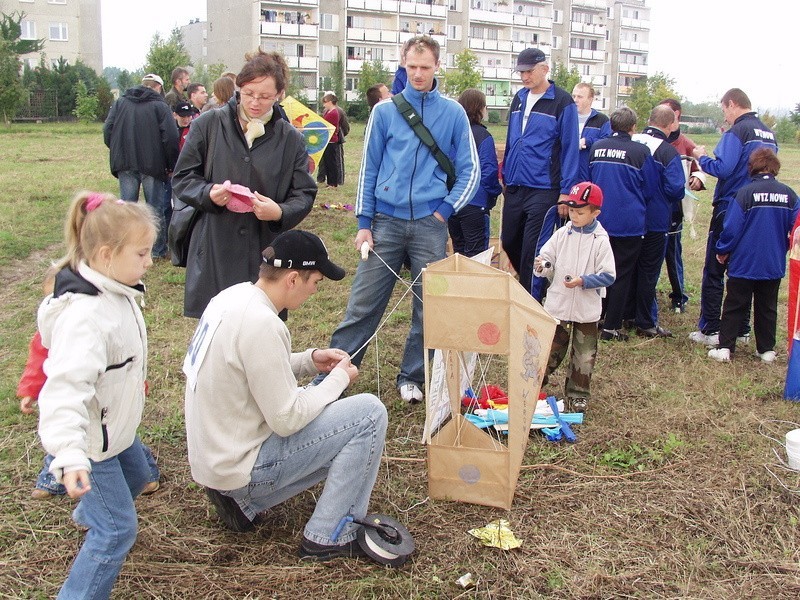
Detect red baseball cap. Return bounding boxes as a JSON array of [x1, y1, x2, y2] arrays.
[[561, 182, 603, 208]]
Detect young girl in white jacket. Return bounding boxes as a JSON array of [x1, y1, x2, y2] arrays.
[[37, 191, 157, 599]]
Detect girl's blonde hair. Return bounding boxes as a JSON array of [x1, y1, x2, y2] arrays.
[[57, 191, 159, 271]]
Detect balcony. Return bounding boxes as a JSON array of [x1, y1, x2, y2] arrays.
[[346, 58, 399, 73], [481, 66, 514, 80], [399, 30, 447, 47], [261, 22, 318, 37], [512, 14, 553, 29], [512, 40, 550, 54], [581, 73, 607, 87], [571, 0, 606, 10], [570, 21, 605, 36], [485, 94, 512, 108], [285, 56, 318, 70], [618, 85, 633, 96], [621, 17, 650, 30], [346, 0, 400, 11], [399, 1, 447, 18], [347, 27, 399, 44], [262, 0, 317, 6], [569, 48, 604, 61], [619, 39, 648, 52], [468, 38, 513, 52], [618, 62, 647, 75], [471, 8, 514, 25]]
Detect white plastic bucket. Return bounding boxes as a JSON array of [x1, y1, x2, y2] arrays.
[[785, 429, 800, 470]]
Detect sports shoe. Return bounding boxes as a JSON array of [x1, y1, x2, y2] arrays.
[[568, 397, 587, 413], [399, 383, 423, 403], [758, 350, 777, 363], [689, 331, 719, 346], [637, 325, 673, 338], [299, 536, 368, 561], [600, 328, 629, 341], [141, 481, 160, 495], [708, 348, 731, 362], [204, 487, 254, 532], [737, 334, 751, 344]]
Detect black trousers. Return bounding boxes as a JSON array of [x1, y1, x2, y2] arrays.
[[603, 235, 643, 330], [719, 277, 780, 354]]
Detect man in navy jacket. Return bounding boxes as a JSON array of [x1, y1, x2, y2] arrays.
[[630, 105, 686, 337], [502, 48, 579, 296], [589, 107, 658, 341], [690, 88, 778, 346]]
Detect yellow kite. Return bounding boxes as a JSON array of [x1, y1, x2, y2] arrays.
[[281, 96, 335, 173]]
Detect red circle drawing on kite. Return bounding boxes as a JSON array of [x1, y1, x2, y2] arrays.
[[477, 322, 501, 345]]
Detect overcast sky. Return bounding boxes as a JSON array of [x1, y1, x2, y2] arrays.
[[101, 0, 798, 112]]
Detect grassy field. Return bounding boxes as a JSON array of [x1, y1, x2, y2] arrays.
[[1, 121, 800, 599]]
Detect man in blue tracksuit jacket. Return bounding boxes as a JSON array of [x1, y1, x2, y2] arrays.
[[710, 148, 798, 360], [320, 35, 479, 404], [589, 107, 658, 341], [628, 105, 686, 337], [573, 82, 611, 182], [690, 88, 778, 345], [502, 48, 579, 297]]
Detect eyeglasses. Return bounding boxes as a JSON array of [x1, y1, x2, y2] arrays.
[[241, 90, 277, 103]]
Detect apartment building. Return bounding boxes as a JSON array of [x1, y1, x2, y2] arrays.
[[197, 0, 649, 112], [2, 0, 103, 73]]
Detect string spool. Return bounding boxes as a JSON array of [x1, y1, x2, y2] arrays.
[[356, 513, 415, 567]]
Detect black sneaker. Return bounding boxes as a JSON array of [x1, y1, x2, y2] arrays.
[[204, 487, 254, 532], [636, 325, 673, 338], [600, 328, 629, 341], [569, 397, 587, 413], [298, 536, 368, 561]]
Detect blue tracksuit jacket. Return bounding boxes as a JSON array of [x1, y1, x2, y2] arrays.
[[503, 82, 579, 194], [699, 112, 778, 207], [450, 122, 502, 210], [356, 79, 479, 229], [633, 126, 686, 233], [578, 110, 611, 181], [589, 132, 658, 237], [717, 174, 799, 280]]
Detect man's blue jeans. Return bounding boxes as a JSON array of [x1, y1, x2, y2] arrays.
[[327, 213, 448, 388], [225, 394, 387, 545], [117, 170, 168, 257], [58, 437, 150, 600]]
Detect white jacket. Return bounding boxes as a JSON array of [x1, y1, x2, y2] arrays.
[[37, 262, 147, 481], [537, 220, 616, 324]]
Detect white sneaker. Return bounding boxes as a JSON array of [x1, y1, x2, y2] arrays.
[[708, 348, 731, 362], [737, 334, 751, 344], [690, 331, 719, 346], [399, 383, 423, 403], [758, 350, 776, 363]]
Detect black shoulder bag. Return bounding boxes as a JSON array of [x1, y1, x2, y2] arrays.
[[391, 94, 456, 191]]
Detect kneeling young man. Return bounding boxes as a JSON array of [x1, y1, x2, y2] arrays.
[[183, 230, 388, 561]]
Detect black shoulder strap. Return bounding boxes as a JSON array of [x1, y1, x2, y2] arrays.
[[392, 94, 455, 191]]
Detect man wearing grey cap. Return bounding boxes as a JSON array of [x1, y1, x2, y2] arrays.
[[103, 73, 179, 258], [501, 48, 579, 297]]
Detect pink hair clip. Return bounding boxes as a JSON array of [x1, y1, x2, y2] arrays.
[[85, 192, 106, 212]]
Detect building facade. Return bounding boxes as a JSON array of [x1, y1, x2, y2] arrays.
[[2, 0, 103, 73], [196, 0, 649, 112]]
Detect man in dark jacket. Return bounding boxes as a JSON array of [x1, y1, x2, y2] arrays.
[[502, 48, 579, 297], [164, 67, 190, 111], [103, 73, 179, 258]]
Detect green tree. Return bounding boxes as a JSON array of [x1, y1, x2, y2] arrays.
[[626, 72, 680, 129], [441, 49, 481, 97], [73, 80, 98, 123], [115, 69, 142, 93], [23, 57, 107, 119], [551, 61, 580, 92], [191, 61, 226, 89], [0, 11, 45, 122], [144, 27, 191, 89], [774, 117, 798, 144], [328, 50, 345, 107], [355, 59, 392, 103], [791, 102, 800, 127]]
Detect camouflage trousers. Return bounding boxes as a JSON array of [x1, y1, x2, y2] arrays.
[[543, 321, 598, 399]]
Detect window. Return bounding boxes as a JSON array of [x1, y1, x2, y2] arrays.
[[320, 45, 337, 62], [447, 24, 461, 40], [346, 77, 358, 92], [49, 23, 68, 41], [319, 14, 335, 31], [20, 20, 36, 40], [449, 0, 458, 9]]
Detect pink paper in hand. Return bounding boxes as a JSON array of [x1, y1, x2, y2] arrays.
[[226, 183, 257, 213]]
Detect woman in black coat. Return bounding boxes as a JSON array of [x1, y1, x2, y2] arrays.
[[172, 50, 316, 317]]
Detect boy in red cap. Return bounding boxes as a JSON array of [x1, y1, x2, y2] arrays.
[[534, 182, 616, 412]]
